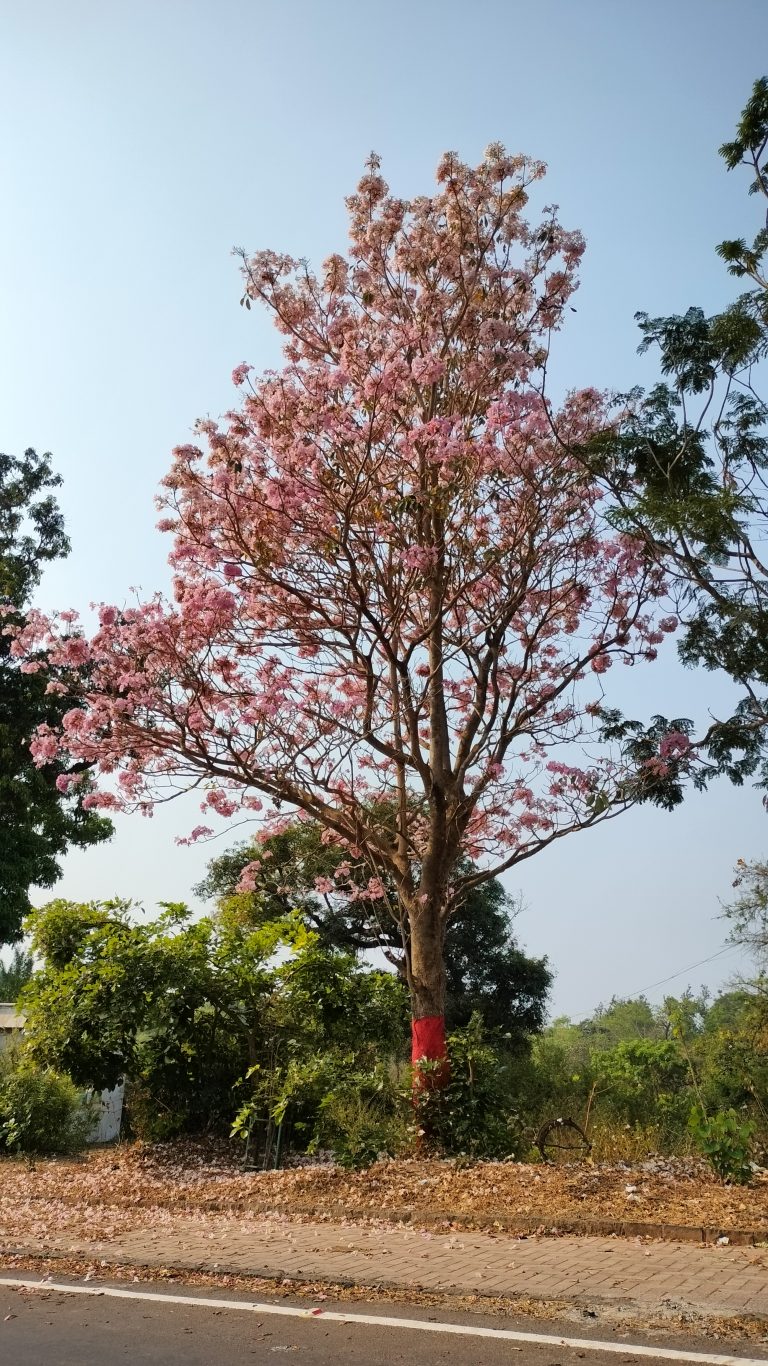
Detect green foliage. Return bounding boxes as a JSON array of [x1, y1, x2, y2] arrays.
[[520, 1019, 594, 1130], [520, 990, 757, 1159], [18, 887, 768, 1168], [309, 1061, 407, 1168], [0, 448, 112, 945], [0, 947, 33, 1001], [200, 818, 551, 1043], [582, 79, 768, 796], [414, 1013, 525, 1160], [229, 949, 408, 1163], [315, 1090, 402, 1169], [444, 886, 552, 1038], [22, 898, 409, 1144], [592, 1039, 690, 1135], [688, 1107, 755, 1185], [21, 899, 165, 1094], [0, 1051, 94, 1155], [584, 996, 664, 1047]]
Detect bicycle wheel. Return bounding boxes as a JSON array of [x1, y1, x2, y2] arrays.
[[537, 1116, 591, 1164]]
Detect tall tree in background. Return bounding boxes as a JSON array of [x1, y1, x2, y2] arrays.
[[725, 856, 768, 981], [16, 148, 679, 1068], [587, 78, 768, 792], [0, 449, 111, 943], [0, 946, 33, 1001], [198, 819, 552, 1041]]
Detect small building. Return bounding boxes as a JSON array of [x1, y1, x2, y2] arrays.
[[0, 1003, 25, 1052]]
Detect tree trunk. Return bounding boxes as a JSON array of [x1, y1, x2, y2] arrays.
[[408, 905, 449, 1087]]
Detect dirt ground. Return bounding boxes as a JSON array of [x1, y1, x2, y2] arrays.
[[0, 1141, 766, 1244]]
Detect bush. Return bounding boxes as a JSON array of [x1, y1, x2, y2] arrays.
[[591, 1039, 692, 1146], [414, 1014, 525, 1160], [0, 1054, 95, 1155], [314, 1072, 407, 1168], [22, 900, 410, 1146], [688, 1107, 755, 1184], [121, 1079, 190, 1143], [233, 1051, 409, 1169]]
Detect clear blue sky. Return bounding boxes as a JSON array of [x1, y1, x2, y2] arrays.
[[2, 0, 767, 1014]]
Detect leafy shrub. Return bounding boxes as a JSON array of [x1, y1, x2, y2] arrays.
[[22, 900, 409, 1146], [521, 1024, 595, 1132], [414, 1014, 525, 1160], [0, 1053, 95, 1155], [688, 1107, 755, 1184], [121, 1080, 190, 1143], [233, 1051, 408, 1169], [314, 1070, 407, 1168]]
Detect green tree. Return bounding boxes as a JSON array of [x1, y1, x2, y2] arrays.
[[20, 898, 407, 1140], [583, 996, 662, 1048], [709, 858, 768, 1141], [592, 1038, 691, 1133], [725, 856, 768, 976], [702, 989, 757, 1032], [198, 820, 551, 1044], [0, 946, 33, 1001], [0, 449, 111, 943], [586, 79, 768, 789]]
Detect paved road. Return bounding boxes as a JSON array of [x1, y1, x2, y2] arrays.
[[1, 1278, 766, 1366]]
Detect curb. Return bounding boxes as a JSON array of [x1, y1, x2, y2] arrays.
[[8, 1187, 766, 1245], [185, 1198, 766, 1246]]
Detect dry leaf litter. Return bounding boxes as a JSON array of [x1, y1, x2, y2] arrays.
[[0, 1140, 766, 1251]]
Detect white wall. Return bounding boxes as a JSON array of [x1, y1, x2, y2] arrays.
[[85, 1083, 125, 1144]]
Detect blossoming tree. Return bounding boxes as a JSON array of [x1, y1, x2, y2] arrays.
[[15, 147, 678, 1067]]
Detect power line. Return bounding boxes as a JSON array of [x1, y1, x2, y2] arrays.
[[565, 942, 745, 1022], [626, 942, 742, 996]]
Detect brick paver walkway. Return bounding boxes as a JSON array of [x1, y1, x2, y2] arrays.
[[2, 1215, 767, 1318]]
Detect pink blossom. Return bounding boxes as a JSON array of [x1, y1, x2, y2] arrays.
[[642, 757, 670, 778], [659, 731, 691, 760], [175, 825, 215, 846], [236, 860, 261, 891], [411, 355, 446, 385], [400, 545, 438, 574], [591, 654, 612, 674]]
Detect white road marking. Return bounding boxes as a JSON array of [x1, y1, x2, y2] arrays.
[[0, 1276, 764, 1365]]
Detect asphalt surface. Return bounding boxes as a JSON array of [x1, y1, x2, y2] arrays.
[[1, 1279, 766, 1366]]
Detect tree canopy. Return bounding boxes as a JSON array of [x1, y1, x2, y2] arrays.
[[0, 449, 111, 942], [13, 148, 679, 1057], [586, 78, 768, 792]]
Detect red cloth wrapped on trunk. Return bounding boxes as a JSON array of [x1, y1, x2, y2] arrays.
[[411, 1015, 449, 1088], [411, 1014, 447, 1063]]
